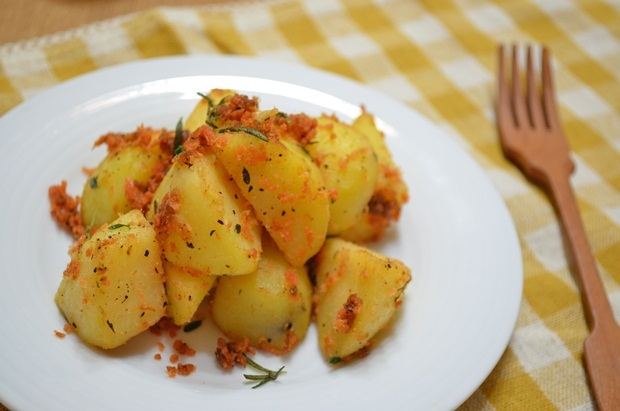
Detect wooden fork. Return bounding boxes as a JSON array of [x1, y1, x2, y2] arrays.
[[497, 44, 620, 410]]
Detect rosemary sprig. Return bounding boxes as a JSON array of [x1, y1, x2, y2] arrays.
[[218, 126, 269, 142], [173, 117, 184, 155], [197, 92, 214, 108], [205, 96, 226, 129], [243, 354, 286, 389]]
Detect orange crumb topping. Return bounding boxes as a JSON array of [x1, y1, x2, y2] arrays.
[[215, 94, 259, 126], [173, 339, 196, 356], [49, 181, 85, 239], [214, 337, 255, 371], [257, 330, 300, 355], [94, 126, 173, 155], [166, 366, 177, 378], [63, 260, 81, 280], [176, 363, 196, 376], [153, 189, 181, 244], [334, 294, 362, 333], [284, 269, 299, 300], [287, 113, 317, 145], [150, 317, 180, 338]]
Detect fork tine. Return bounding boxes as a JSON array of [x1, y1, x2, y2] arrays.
[[511, 45, 529, 130], [541, 47, 560, 131], [497, 45, 512, 131], [526, 46, 545, 129]]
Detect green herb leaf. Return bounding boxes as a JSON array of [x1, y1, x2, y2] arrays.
[[206, 98, 226, 128], [109, 223, 130, 230], [297, 143, 312, 158], [173, 117, 184, 154], [183, 320, 202, 333], [329, 356, 343, 364], [197, 92, 214, 107], [174, 145, 186, 156], [89, 176, 98, 189], [276, 111, 290, 122], [218, 126, 269, 142], [243, 354, 286, 389]]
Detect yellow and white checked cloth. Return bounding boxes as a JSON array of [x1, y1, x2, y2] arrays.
[[1, 0, 619, 409]]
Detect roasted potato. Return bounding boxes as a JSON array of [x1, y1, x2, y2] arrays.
[[149, 151, 261, 275], [55, 210, 166, 349], [313, 238, 411, 362], [306, 115, 379, 235], [81, 127, 170, 228], [339, 112, 409, 243], [164, 261, 218, 325], [202, 120, 330, 267], [211, 235, 313, 354]]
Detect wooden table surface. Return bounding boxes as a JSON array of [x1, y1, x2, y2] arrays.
[[0, 0, 239, 45]]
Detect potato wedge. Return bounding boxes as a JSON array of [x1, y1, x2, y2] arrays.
[[338, 113, 409, 243], [313, 238, 411, 362], [306, 115, 379, 235], [201, 124, 329, 266], [81, 127, 170, 228], [149, 151, 261, 275], [164, 261, 218, 325], [212, 235, 313, 354], [55, 210, 166, 349]]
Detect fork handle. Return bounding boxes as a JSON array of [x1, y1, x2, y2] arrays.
[[548, 171, 616, 330]]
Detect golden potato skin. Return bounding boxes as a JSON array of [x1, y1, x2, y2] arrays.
[[307, 115, 379, 235], [164, 262, 218, 325], [208, 127, 329, 267], [81, 128, 166, 228], [339, 113, 409, 243], [54, 210, 166, 349], [211, 235, 313, 354], [149, 152, 261, 275], [313, 238, 411, 362]]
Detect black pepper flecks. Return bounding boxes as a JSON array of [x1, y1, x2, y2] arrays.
[[242, 167, 251, 185]]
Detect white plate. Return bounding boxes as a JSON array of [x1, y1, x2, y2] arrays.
[[0, 56, 522, 411]]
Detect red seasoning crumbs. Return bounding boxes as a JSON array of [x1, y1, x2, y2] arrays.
[[173, 339, 196, 356], [167, 363, 196, 378], [149, 317, 180, 338], [334, 294, 363, 333], [215, 337, 255, 371], [150, 318, 197, 378], [54, 323, 76, 339], [48, 181, 86, 239]]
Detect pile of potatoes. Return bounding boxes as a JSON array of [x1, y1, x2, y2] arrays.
[[54, 89, 411, 363]]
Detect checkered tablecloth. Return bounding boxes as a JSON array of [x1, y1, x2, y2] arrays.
[[1, 0, 619, 409]]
